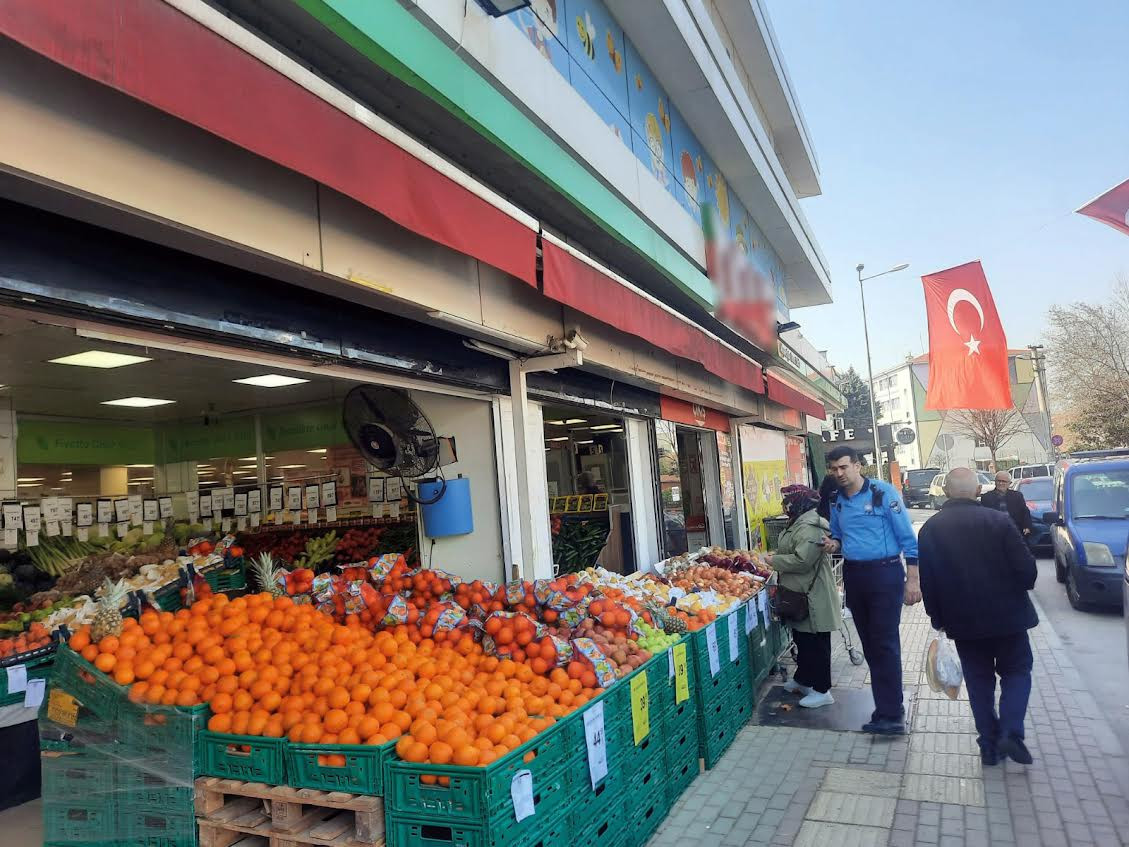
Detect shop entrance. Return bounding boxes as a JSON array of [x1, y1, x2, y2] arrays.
[[655, 421, 712, 556], [541, 405, 634, 574]]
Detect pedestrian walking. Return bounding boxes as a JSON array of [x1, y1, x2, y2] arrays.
[[765, 485, 841, 708], [979, 470, 1034, 546], [918, 468, 1038, 765], [821, 446, 920, 735]]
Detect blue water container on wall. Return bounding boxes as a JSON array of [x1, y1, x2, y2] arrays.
[[418, 475, 474, 538]]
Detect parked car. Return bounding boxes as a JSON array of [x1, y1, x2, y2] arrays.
[[1046, 457, 1129, 610], [1012, 476, 1053, 553], [902, 467, 941, 507], [976, 471, 993, 496], [928, 473, 947, 509], [1011, 462, 1054, 480]]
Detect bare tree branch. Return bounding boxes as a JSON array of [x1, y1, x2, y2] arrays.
[[947, 407, 1028, 470]]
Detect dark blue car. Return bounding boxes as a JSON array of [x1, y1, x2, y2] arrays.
[[1047, 458, 1129, 611], [1013, 477, 1053, 553]]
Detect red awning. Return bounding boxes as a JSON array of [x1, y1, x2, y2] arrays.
[[542, 241, 763, 394], [766, 372, 826, 419], [659, 396, 731, 432], [0, 0, 538, 287]]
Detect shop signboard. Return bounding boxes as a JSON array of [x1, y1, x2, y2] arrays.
[[17, 419, 156, 465], [262, 405, 349, 452]]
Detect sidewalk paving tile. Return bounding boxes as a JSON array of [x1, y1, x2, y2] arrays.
[[900, 774, 986, 806], [806, 790, 897, 827], [821, 767, 902, 797], [792, 820, 890, 847]]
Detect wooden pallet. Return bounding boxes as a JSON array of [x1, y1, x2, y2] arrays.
[[194, 778, 384, 847]]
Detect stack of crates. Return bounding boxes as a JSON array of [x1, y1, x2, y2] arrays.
[[692, 606, 752, 769]]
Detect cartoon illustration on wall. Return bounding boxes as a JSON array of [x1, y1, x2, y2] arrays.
[[575, 11, 595, 59], [680, 151, 698, 203], [645, 113, 667, 185], [708, 172, 730, 228], [605, 29, 622, 72]]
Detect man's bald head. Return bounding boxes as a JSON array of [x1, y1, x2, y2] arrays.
[[944, 467, 981, 500]]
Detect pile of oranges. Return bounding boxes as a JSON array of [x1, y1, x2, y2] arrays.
[[69, 591, 602, 767]]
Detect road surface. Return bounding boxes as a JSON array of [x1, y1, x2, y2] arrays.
[[909, 507, 1129, 754]]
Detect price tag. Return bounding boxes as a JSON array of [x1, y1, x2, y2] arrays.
[[25, 530, 39, 547], [221, 518, 233, 532], [128, 495, 143, 525], [159, 497, 174, 519], [372, 504, 382, 519], [96, 523, 109, 538], [23, 505, 42, 533], [308, 508, 319, 525], [250, 513, 260, 528], [269, 487, 283, 511], [248, 489, 261, 513], [673, 642, 689, 704], [76, 503, 93, 527], [728, 612, 740, 664], [24, 678, 46, 710], [199, 495, 213, 517], [47, 689, 79, 727], [758, 591, 769, 647], [97, 499, 113, 524], [3, 503, 22, 530], [321, 480, 337, 507], [185, 490, 200, 512], [325, 505, 337, 524], [668, 649, 675, 679], [234, 493, 248, 516], [142, 521, 154, 535], [2, 529, 16, 549], [583, 700, 608, 789], [222, 488, 236, 511], [304, 485, 320, 510], [277, 511, 288, 525], [368, 476, 385, 502], [510, 770, 536, 822], [76, 526, 89, 542], [389, 502, 400, 520], [41, 497, 59, 522], [745, 597, 758, 634], [287, 487, 302, 512], [62, 521, 72, 537], [236, 516, 247, 531], [385, 478, 402, 502], [705, 623, 720, 678], [630, 672, 650, 744], [45, 520, 61, 538], [116, 522, 130, 538], [143, 499, 159, 522], [6, 664, 27, 694]]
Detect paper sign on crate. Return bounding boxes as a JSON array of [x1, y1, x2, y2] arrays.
[[673, 643, 689, 704], [630, 672, 650, 745], [583, 700, 608, 790]]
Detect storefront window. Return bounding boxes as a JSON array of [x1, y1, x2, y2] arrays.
[[716, 432, 737, 549], [655, 420, 710, 556], [543, 406, 632, 573]]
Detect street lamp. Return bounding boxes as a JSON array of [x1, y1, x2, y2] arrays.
[[857, 262, 910, 481]]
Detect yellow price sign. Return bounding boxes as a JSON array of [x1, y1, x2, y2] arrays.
[[673, 643, 689, 704], [47, 689, 79, 727], [630, 672, 650, 745]]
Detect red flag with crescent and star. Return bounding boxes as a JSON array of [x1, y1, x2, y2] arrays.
[[1076, 177, 1129, 238], [922, 260, 1011, 410]]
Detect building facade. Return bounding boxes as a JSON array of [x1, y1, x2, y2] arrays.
[[0, 0, 843, 578]]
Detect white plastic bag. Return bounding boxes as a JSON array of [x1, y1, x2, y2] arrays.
[[925, 630, 963, 699]]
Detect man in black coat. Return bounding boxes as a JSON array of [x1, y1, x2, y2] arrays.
[[918, 468, 1038, 765], [980, 470, 1034, 542]]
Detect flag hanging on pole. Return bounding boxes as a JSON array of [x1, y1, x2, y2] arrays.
[[1076, 178, 1129, 237], [922, 260, 1011, 410]]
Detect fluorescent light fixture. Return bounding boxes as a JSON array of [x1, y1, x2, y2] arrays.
[[232, 374, 309, 388], [198, 480, 221, 485], [565, 419, 587, 424], [575, 440, 595, 444], [16, 477, 44, 482], [130, 477, 154, 481], [278, 464, 305, 469], [462, 338, 517, 361], [546, 437, 569, 443], [17, 483, 41, 488], [544, 420, 565, 426], [102, 397, 175, 408], [239, 457, 259, 462], [590, 424, 622, 430], [49, 350, 152, 369], [126, 464, 154, 469], [307, 449, 328, 454]]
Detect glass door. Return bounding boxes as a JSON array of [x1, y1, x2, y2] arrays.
[[655, 421, 710, 556]]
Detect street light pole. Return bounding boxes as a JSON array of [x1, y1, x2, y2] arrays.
[[857, 262, 910, 481], [1027, 344, 1055, 463]]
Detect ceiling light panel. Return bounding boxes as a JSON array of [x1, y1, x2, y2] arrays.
[[102, 397, 175, 408], [233, 374, 310, 388], [49, 350, 152, 368]]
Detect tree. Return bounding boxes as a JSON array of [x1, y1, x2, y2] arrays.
[[1046, 277, 1129, 449], [947, 408, 1028, 471], [837, 367, 882, 431]]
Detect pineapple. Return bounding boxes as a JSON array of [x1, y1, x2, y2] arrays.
[[252, 552, 284, 598], [91, 578, 127, 642]]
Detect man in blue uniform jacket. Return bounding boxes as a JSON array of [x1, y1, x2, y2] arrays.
[[918, 468, 1038, 765], [822, 446, 921, 735]]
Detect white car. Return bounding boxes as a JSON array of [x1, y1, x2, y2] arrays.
[[928, 470, 993, 507]]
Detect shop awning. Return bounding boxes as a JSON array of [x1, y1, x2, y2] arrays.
[[0, 0, 538, 288], [766, 372, 826, 420], [542, 238, 764, 395]]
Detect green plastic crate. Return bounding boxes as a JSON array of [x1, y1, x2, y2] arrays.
[[385, 723, 571, 825], [386, 807, 570, 847], [51, 647, 124, 728], [43, 800, 117, 846], [662, 693, 697, 736], [197, 732, 287, 784], [557, 679, 632, 759], [663, 717, 698, 774], [665, 752, 699, 804], [573, 806, 626, 847], [117, 764, 195, 810], [623, 782, 670, 847], [41, 754, 116, 801], [623, 719, 664, 772], [204, 562, 246, 593], [0, 652, 54, 707], [699, 706, 740, 770], [286, 739, 394, 796], [120, 805, 197, 847], [119, 700, 208, 764]]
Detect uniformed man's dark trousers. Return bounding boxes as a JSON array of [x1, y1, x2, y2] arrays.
[[954, 632, 1032, 751], [844, 559, 905, 721]]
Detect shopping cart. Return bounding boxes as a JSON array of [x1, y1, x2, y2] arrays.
[[831, 554, 864, 666]]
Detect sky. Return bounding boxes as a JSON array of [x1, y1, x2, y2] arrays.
[[764, 0, 1129, 378]]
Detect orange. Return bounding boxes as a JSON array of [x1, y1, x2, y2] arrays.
[[429, 741, 454, 764], [453, 745, 480, 767], [94, 653, 116, 673], [208, 713, 233, 733], [324, 709, 349, 734], [211, 692, 233, 715], [98, 636, 120, 654]]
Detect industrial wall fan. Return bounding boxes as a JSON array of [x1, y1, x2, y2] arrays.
[[342, 385, 447, 504]]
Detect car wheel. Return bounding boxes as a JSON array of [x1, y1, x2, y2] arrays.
[[1054, 557, 1066, 583], [1066, 566, 1088, 611]]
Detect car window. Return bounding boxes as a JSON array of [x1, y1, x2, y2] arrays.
[[977, 472, 991, 484], [1069, 470, 1129, 519], [1020, 479, 1052, 500], [932, 474, 945, 486], [1029, 465, 1050, 477], [907, 470, 936, 485]]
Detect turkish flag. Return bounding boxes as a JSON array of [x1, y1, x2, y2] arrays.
[[1077, 178, 1129, 237], [922, 261, 1011, 410]]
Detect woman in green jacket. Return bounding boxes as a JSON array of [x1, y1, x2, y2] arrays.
[[765, 485, 842, 708]]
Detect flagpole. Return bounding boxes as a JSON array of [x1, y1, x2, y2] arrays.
[[857, 262, 910, 481]]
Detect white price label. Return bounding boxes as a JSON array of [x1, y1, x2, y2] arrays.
[[116, 522, 130, 538], [159, 497, 174, 519], [236, 516, 247, 531], [62, 521, 73, 537], [287, 487, 302, 512], [510, 770, 535, 823], [98, 499, 115, 524], [325, 505, 337, 524], [143, 499, 159, 521], [388, 501, 400, 520], [248, 489, 261, 513], [304, 485, 320, 509], [745, 597, 758, 635], [6, 665, 27, 694], [96, 523, 109, 538], [385, 477, 402, 502], [250, 513, 260, 528], [129, 503, 143, 526], [24, 678, 46, 710], [668, 649, 676, 679], [307, 508, 319, 525], [185, 491, 200, 513], [221, 518, 233, 532], [583, 700, 608, 789], [321, 480, 337, 506], [45, 520, 61, 538], [2, 529, 16, 550], [222, 488, 236, 510], [77, 527, 89, 542], [368, 476, 385, 502], [142, 521, 153, 535], [758, 591, 769, 647], [199, 495, 213, 517], [234, 493, 248, 516], [76, 503, 93, 527], [372, 504, 382, 519], [705, 623, 720, 678], [25, 530, 39, 547], [22, 506, 42, 533], [41, 497, 59, 522], [728, 612, 740, 664], [3, 503, 23, 530], [269, 487, 283, 511]]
